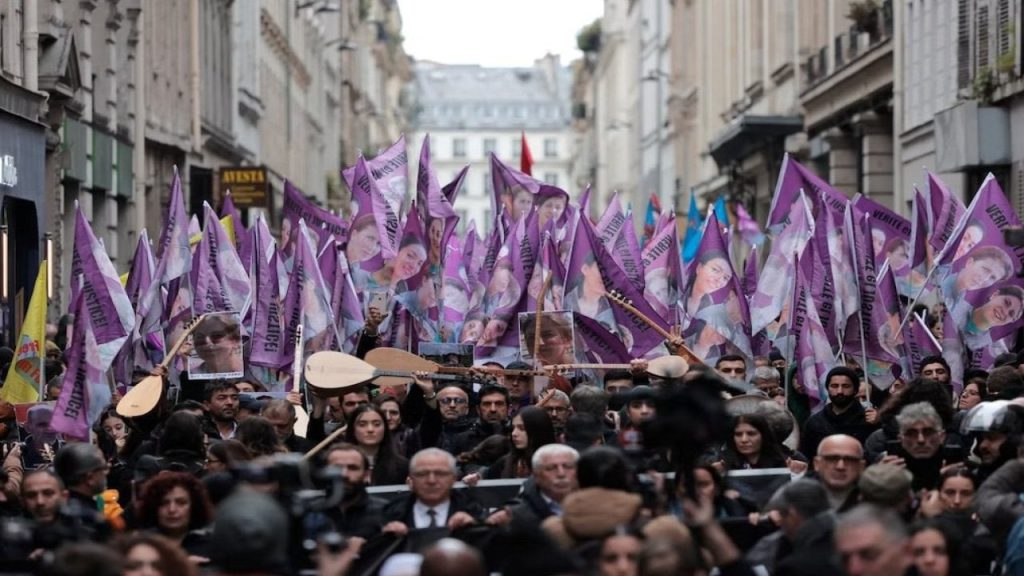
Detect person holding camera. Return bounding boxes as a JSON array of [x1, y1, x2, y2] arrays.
[[879, 402, 965, 492]]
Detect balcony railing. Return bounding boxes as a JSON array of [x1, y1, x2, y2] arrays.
[[802, 0, 893, 89]]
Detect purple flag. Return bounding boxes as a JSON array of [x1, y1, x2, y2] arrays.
[[416, 135, 461, 277], [842, 212, 901, 388], [51, 290, 107, 441], [192, 204, 251, 316], [248, 216, 285, 369], [904, 311, 942, 380], [566, 215, 669, 358], [574, 312, 632, 364], [742, 246, 758, 301], [69, 205, 134, 369], [682, 212, 752, 364], [391, 209, 439, 342], [904, 189, 931, 298], [735, 202, 765, 247], [596, 193, 644, 292], [114, 230, 155, 387], [442, 235, 471, 343], [767, 154, 849, 235], [342, 135, 409, 219], [927, 171, 967, 255], [282, 180, 349, 258], [641, 215, 682, 323], [442, 164, 469, 205], [526, 231, 567, 313], [792, 241, 834, 409], [318, 237, 365, 354], [490, 154, 541, 224], [280, 219, 340, 376], [751, 191, 813, 341], [351, 157, 402, 261], [854, 194, 912, 291], [807, 193, 840, 351]]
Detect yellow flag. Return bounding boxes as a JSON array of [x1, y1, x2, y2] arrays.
[[189, 216, 236, 247], [1, 261, 47, 403]]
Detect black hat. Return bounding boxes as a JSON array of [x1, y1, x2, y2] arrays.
[[209, 489, 290, 574], [54, 442, 106, 487]]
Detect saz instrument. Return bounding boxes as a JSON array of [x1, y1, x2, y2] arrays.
[[364, 348, 499, 386], [606, 290, 705, 366], [117, 314, 210, 418], [542, 355, 689, 378], [305, 351, 464, 395]]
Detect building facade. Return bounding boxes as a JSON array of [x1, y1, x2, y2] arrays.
[[407, 57, 573, 231], [0, 0, 411, 346]]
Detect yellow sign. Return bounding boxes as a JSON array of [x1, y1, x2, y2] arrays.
[[219, 166, 268, 208]]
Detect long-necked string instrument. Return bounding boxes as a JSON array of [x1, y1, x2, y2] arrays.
[[606, 290, 705, 366], [117, 313, 210, 417], [305, 350, 467, 395]]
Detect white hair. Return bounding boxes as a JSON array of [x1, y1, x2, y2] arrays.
[[531, 443, 579, 471], [409, 447, 457, 474]]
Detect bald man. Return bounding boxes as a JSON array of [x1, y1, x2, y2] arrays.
[[813, 434, 865, 512], [420, 538, 486, 576]]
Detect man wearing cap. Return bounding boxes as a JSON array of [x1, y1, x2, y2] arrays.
[[53, 443, 110, 529], [812, 434, 865, 511], [800, 367, 875, 460], [381, 448, 483, 534], [858, 463, 914, 518]]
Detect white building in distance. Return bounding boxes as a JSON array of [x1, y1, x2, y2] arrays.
[[407, 56, 574, 234]]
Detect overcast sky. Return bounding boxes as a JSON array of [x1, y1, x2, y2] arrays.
[[398, 0, 604, 67]]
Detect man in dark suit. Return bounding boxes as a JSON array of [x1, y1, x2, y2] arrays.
[[503, 444, 579, 525], [381, 448, 483, 534]]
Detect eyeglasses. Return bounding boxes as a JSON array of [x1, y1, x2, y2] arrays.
[[902, 427, 939, 439], [410, 469, 454, 479], [439, 397, 468, 406], [818, 454, 862, 465]]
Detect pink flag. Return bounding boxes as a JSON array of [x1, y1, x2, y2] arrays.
[[51, 290, 107, 440], [526, 230, 566, 313]]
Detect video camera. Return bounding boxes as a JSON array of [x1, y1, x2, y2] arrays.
[[0, 498, 110, 572]]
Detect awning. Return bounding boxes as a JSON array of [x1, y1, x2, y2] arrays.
[[709, 115, 803, 167]]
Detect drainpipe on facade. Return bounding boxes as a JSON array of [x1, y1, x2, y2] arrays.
[[190, 0, 202, 152], [23, 0, 38, 92], [134, 8, 147, 234]]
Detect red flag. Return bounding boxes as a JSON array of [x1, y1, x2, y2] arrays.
[[520, 132, 534, 175]]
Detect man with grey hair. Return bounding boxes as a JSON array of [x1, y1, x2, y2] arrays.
[[881, 401, 963, 490], [261, 398, 310, 453], [834, 504, 912, 576], [541, 389, 571, 433], [750, 366, 781, 395], [490, 444, 579, 526], [381, 448, 483, 534]]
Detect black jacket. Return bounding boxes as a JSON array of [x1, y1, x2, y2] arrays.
[[773, 511, 842, 576], [380, 489, 484, 530], [324, 488, 387, 539], [800, 401, 875, 459], [508, 480, 560, 525]]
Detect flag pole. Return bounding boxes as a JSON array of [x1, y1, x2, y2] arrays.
[[39, 259, 46, 402]]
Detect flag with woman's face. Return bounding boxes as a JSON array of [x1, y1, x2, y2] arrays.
[[351, 156, 402, 261], [442, 234, 470, 342], [792, 241, 834, 409], [392, 208, 439, 341], [280, 219, 339, 375], [683, 212, 752, 364], [854, 194, 912, 297], [526, 228, 566, 313], [416, 135, 461, 274], [905, 189, 931, 299], [489, 154, 540, 225], [640, 214, 682, 323]]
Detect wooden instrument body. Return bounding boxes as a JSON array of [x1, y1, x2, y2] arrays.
[[117, 314, 209, 418]]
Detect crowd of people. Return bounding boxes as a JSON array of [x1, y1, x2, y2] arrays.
[[4, 315, 1024, 576]]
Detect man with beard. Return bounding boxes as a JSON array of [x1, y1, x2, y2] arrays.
[[801, 367, 875, 460], [502, 361, 534, 416], [449, 384, 511, 460], [203, 381, 240, 440], [322, 443, 385, 538]]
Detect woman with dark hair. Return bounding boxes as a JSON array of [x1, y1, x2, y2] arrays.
[[95, 406, 141, 508], [716, 414, 788, 471], [235, 416, 285, 458], [682, 463, 757, 518], [345, 213, 382, 265], [594, 525, 645, 576], [368, 234, 427, 290], [134, 412, 207, 483], [342, 404, 408, 485], [113, 532, 198, 576], [910, 518, 972, 576], [486, 406, 556, 479], [136, 471, 213, 557], [374, 394, 416, 457]]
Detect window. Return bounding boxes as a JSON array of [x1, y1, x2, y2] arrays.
[[483, 138, 497, 156], [453, 138, 467, 158], [511, 138, 521, 159], [483, 173, 492, 197], [544, 138, 558, 158], [544, 172, 559, 187]]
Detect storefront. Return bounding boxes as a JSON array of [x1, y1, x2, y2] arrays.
[[0, 76, 48, 348]]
